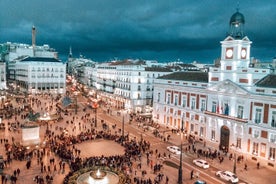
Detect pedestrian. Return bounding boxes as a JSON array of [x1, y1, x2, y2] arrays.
[[244, 163, 247, 171], [257, 162, 260, 169], [191, 169, 194, 180], [165, 176, 169, 184]]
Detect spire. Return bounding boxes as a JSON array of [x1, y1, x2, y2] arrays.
[[69, 46, 73, 58]]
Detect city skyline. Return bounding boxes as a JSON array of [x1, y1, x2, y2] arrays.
[[0, 0, 276, 63]]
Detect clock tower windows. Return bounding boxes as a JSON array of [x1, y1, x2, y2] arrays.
[[241, 48, 247, 59], [225, 48, 233, 59]]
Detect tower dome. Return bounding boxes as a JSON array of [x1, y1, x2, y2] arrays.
[[228, 10, 245, 39], [230, 11, 245, 25]]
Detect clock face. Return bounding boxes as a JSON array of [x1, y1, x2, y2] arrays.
[[241, 48, 247, 58], [226, 48, 233, 58]]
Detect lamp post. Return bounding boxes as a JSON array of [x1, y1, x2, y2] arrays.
[[122, 114, 125, 139], [232, 145, 237, 174], [178, 119, 184, 184], [75, 95, 78, 114]]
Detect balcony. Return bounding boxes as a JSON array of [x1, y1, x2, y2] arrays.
[[204, 111, 248, 123]]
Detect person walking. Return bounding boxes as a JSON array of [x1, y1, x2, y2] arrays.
[[191, 169, 194, 180], [244, 163, 248, 171], [257, 162, 260, 169]]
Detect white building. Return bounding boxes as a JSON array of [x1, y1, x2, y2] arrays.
[[15, 57, 66, 94], [84, 59, 173, 113], [152, 10, 276, 169]]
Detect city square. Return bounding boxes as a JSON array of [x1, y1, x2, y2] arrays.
[[0, 1, 276, 184]]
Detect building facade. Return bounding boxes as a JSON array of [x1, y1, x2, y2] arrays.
[[15, 57, 66, 94], [152, 10, 276, 168], [84, 59, 173, 113]]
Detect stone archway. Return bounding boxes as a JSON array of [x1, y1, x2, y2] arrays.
[[220, 125, 230, 151]]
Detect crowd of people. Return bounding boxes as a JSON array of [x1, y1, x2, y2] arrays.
[[0, 91, 172, 184]]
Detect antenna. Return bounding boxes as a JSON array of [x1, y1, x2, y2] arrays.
[[236, 1, 240, 12]]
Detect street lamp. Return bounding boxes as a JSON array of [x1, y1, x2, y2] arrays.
[[231, 144, 238, 174], [122, 114, 125, 139], [92, 100, 98, 128], [178, 119, 185, 184]]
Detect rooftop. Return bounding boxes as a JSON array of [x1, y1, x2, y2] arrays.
[[21, 57, 61, 63], [157, 71, 208, 83], [255, 74, 276, 88]]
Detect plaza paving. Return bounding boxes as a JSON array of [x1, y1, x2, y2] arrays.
[[0, 140, 126, 184]]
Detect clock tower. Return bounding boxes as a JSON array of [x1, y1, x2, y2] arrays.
[[220, 9, 252, 71]]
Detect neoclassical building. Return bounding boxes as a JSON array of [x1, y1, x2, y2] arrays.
[[15, 57, 66, 94], [84, 59, 173, 113], [152, 10, 276, 168]]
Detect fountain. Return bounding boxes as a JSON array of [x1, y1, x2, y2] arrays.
[[77, 168, 119, 184]]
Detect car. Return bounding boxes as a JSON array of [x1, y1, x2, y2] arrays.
[[216, 170, 239, 183], [167, 146, 181, 154], [193, 159, 210, 169], [194, 180, 207, 184]]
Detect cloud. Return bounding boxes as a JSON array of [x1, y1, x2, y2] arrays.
[[0, 0, 276, 62]]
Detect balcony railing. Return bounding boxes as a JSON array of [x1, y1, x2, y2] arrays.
[[204, 111, 248, 123]]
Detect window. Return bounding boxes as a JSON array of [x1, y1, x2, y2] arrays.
[[236, 138, 241, 149], [272, 111, 276, 127], [138, 78, 141, 83], [138, 85, 141, 91], [212, 101, 217, 113], [199, 116, 205, 123], [199, 127, 204, 136], [270, 134, 276, 143], [190, 124, 194, 132], [174, 95, 178, 106], [253, 129, 260, 138], [157, 93, 160, 102], [137, 93, 141, 99], [200, 99, 206, 111], [237, 105, 244, 119], [138, 72, 141, 76], [255, 108, 262, 124], [191, 97, 196, 110], [167, 94, 171, 104], [253, 142, 259, 155], [211, 130, 215, 140], [224, 103, 229, 115], [182, 96, 187, 107], [269, 147, 276, 160], [191, 114, 195, 121]]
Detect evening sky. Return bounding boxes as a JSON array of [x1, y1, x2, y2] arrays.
[[0, 0, 275, 63]]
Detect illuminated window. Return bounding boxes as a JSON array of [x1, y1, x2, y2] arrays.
[[200, 127, 204, 136], [236, 138, 241, 149], [190, 124, 194, 132], [253, 142, 259, 155], [269, 147, 276, 160], [211, 130, 215, 140]]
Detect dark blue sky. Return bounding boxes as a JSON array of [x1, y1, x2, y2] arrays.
[[0, 0, 276, 63]]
